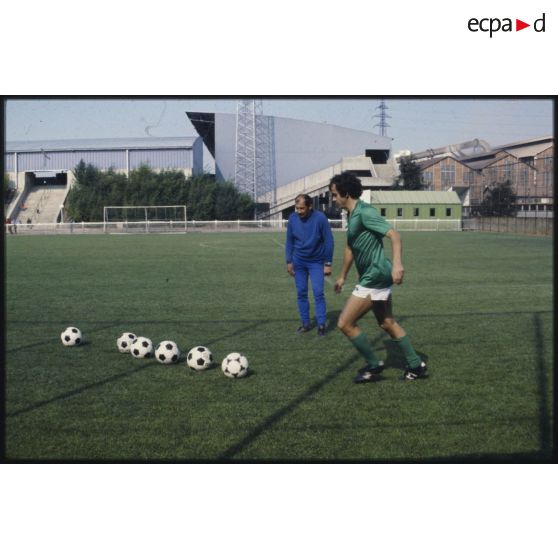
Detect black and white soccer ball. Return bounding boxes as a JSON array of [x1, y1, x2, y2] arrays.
[[187, 346, 213, 371], [117, 332, 137, 353], [130, 336, 153, 358], [61, 326, 82, 346], [60, 326, 83, 347], [221, 352, 249, 379], [155, 340, 181, 364]]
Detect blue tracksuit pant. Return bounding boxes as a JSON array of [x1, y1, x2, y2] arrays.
[[293, 258, 326, 327]]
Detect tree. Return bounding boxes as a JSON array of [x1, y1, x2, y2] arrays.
[[237, 192, 255, 219], [479, 181, 517, 217], [74, 159, 100, 187], [393, 158, 425, 190], [186, 175, 217, 219], [65, 161, 105, 221], [64, 162, 254, 221], [214, 183, 240, 220]]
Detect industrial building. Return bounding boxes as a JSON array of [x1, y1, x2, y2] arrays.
[[187, 111, 397, 218], [5, 114, 397, 224], [4, 137, 203, 223], [409, 136, 554, 217]]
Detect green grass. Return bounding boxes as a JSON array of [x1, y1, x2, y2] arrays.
[[4, 231, 554, 462]]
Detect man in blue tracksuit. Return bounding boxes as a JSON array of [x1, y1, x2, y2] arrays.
[[285, 194, 334, 336]]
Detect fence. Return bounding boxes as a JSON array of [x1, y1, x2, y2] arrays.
[[5, 218, 462, 234], [5, 220, 289, 235], [463, 216, 553, 235], [4, 217, 552, 235]]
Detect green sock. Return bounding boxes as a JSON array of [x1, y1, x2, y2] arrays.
[[349, 332, 380, 367], [394, 335, 421, 368]]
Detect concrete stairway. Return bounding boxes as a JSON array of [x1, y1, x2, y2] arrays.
[[13, 186, 68, 224]]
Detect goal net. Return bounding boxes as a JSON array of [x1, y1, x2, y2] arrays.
[[103, 205, 187, 233]]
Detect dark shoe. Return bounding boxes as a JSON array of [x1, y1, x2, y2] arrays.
[[317, 325, 326, 337], [403, 361, 427, 380], [353, 361, 385, 383], [296, 324, 312, 334]]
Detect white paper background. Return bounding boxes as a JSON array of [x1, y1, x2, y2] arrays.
[[1, 465, 556, 557], [1, 1, 556, 93], [1, 1, 555, 556]]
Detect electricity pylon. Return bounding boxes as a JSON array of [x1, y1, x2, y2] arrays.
[[235, 99, 276, 217]]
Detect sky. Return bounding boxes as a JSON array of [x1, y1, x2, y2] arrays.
[[4, 98, 553, 162]]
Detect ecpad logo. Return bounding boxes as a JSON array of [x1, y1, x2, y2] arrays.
[[468, 13, 546, 37]]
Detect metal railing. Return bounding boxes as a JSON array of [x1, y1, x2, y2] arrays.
[[5, 218, 468, 235], [6, 217, 553, 235]]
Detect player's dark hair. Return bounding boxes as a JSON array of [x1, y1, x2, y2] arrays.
[[295, 194, 313, 207], [328, 172, 363, 199]]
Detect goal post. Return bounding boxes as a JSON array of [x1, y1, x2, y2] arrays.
[[103, 205, 187, 233]]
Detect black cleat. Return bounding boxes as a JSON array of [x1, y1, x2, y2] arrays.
[[317, 325, 326, 337], [296, 324, 312, 334], [353, 362, 385, 383], [403, 361, 427, 380]]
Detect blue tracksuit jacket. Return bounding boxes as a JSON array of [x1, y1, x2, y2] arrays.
[[285, 210, 334, 264]]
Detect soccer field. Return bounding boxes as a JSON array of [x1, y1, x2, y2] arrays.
[[4, 231, 554, 462]]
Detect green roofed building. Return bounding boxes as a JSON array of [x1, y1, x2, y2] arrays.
[[358, 190, 462, 231]]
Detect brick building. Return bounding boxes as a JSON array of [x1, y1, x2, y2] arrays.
[[412, 136, 553, 217]]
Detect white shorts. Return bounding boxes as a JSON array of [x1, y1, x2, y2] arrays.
[[352, 284, 392, 301]]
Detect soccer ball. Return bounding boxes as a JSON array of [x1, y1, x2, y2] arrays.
[[187, 346, 213, 371], [221, 352, 249, 379], [61, 326, 82, 346], [155, 340, 181, 364], [117, 332, 137, 353], [130, 336, 153, 358]]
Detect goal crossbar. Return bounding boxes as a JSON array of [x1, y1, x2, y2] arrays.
[[103, 205, 187, 232]]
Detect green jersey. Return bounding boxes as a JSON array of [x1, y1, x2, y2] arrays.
[[347, 199, 394, 288]]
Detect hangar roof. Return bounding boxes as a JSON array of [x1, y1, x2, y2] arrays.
[[459, 136, 553, 164], [5, 137, 198, 153], [187, 111, 391, 188], [418, 156, 475, 171]]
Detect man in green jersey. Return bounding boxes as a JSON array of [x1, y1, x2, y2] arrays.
[[328, 172, 427, 382]]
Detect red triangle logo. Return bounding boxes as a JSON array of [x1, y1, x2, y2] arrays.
[[516, 19, 530, 31]]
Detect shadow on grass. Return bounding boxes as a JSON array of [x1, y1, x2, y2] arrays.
[[5, 318, 273, 355], [204, 320, 270, 347], [6, 308, 552, 355], [6, 360, 157, 419], [381, 339, 429, 375], [533, 312, 552, 454], [324, 310, 341, 333], [217, 315, 432, 461], [216, 310, 553, 462], [5, 320, 270, 419], [5, 322, 121, 354], [217, 351, 362, 461], [5, 311, 552, 462], [313, 449, 554, 464], [413, 449, 555, 463]]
